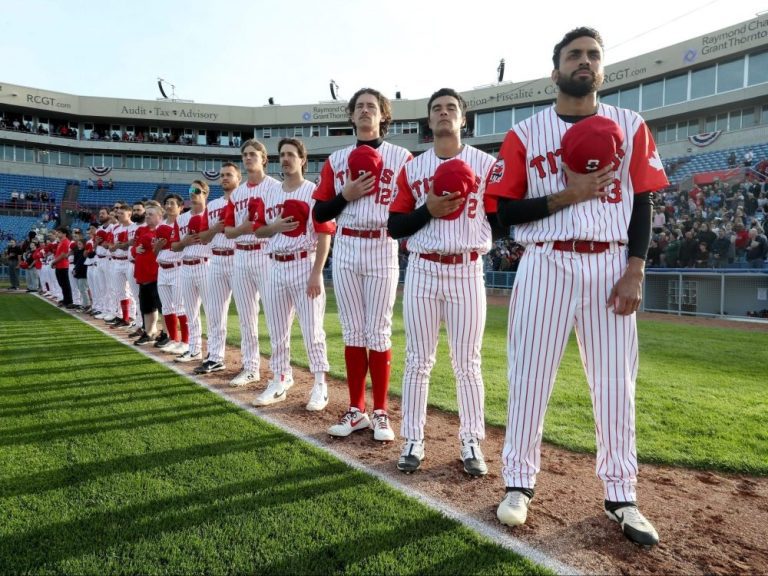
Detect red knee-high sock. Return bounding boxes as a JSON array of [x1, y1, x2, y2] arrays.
[[120, 299, 130, 322], [163, 314, 178, 341], [369, 349, 392, 412], [178, 315, 189, 343], [345, 346, 368, 411]]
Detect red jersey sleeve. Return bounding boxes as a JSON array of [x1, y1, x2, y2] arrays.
[[484, 130, 528, 200], [250, 198, 267, 231], [629, 122, 669, 194], [389, 167, 416, 214], [223, 200, 236, 227], [311, 160, 337, 202], [312, 210, 336, 235]]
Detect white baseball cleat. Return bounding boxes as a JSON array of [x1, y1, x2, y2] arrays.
[[229, 370, 259, 387], [604, 502, 659, 547], [371, 410, 395, 442], [175, 350, 202, 363], [306, 383, 328, 411], [252, 379, 288, 406], [497, 489, 533, 526], [328, 408, 370, 437], [162, 341, 187, 355]]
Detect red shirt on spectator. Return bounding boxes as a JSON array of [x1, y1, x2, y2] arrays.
[[735, 229, 750, 249], [133, 226, 159, 284], [54, 237, 71, 269]]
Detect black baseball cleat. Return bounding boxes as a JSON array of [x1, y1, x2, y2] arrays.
[[134, 332, 152, 346], [604, 501, 659, 547], [194, 360, 226, 374], [154, 332, 171, 348], [397, 440, 425, 474]]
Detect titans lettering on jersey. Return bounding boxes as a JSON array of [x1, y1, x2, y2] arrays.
[[485, 103, 669, 244], [206, 196, 235, 249], [389, 145, 496, 254], [313, 142, 412, 230]]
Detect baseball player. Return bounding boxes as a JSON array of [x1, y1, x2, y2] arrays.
[[127, 201, 148, 338], [91, 209, 111, 318], [223, 139, 279, 387], [106, 204, 138, 329], [252, 138, 335, 410], [155, 194, 188, 355], [486, 27, 668, 547], [194, 163, 241, 375], [313, 88, 412, 441], [388, 88, 498, 477], [172, 182, 212, 362], [84, 225, 98, 313], [131, 201, 164, 345]]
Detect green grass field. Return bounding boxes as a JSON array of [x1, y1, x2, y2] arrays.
[[0, 295, 549, 575], [217, 291, 768, 475]]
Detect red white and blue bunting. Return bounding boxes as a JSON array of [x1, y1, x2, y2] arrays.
[[201, 169, 220, 181], [688, 131, 722, 148], [89, 166, 113, 177]]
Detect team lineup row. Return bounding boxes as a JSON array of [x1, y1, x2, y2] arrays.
[[36, 27, 671, 550]]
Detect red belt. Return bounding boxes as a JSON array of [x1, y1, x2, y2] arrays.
[[271, 251, 309, 262], [341, 227, 388, 239], [212, 248, 235, 256], [536, 240, 622, 254], [183, 258, 209, 265], [418, 251, 479, 265], [159, 262, 181, 269], [236, 243, 263, 251], [112, 256, 128, 261]]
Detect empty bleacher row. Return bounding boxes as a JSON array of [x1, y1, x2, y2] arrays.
[[0, 215, 55, 252]]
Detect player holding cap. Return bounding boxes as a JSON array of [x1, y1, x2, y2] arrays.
[[388, 88, 499, 476], [172, 181, 212, 363], [224, 139, 279, 387], [251, 138, 335, 410], [154, 194, 188, 355], [313, 88, 412, 441], [193, 162, 242, 375], [487, 27, 668, 546]]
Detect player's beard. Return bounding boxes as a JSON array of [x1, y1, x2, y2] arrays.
[[556, 70, 600, 97]]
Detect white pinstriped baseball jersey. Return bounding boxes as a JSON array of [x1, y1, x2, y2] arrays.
[[227, 177, 281, 245], [390, 145, 497, 254], [485, 103, 669, 244], [206, 196, 235, 250], [256, 180, 335, 254], [177, 211, 212, 260], [313, 141, 412, 229], [156, 221, 183, 265], [111, 222, 138, 258]]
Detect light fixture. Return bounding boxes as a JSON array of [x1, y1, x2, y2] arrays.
[[329, 79, 339, 100], [497, 59, 505, 83]]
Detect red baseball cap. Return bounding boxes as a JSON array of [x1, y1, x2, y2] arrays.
[[280, 199, 310, 237], [560, 115, 624, 174], [432, 158, 476, 221], [348, 145, 383, 195]]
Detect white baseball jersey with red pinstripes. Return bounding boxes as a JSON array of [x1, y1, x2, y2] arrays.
[[390, 146, 496, 255], [389, 144, 496, 443], [204, 196, 236, 364], [178, 210, 211, 356], [226, 177, 279, 375], [313, 142, 411, 352], [156, 221, 184, 318], [256, 180, 335, 377], [485, 103, 669, 502]]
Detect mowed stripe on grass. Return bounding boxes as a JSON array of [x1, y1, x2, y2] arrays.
[[0, 295, 549, 575], [219, 291, 768, 474]]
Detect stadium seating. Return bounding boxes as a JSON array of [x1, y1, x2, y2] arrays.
[[0, 215, 55, 252], [0, 173, 67, 203], [78, 180, 223, 205], [664, 143, 768, 185]]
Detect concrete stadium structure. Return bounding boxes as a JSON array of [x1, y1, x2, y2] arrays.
[[1, 15, 767, 189]]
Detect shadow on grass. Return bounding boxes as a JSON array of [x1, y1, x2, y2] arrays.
[[0, 463, 362, 572], [0, 435, 286, 498], [0, 402, 236, 447], [0, 383, 203, 417], [0, 371, 183, 395]]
